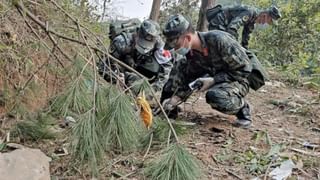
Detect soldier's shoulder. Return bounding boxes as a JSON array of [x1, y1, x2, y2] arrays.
[[233, 5, 257, 15], [204, 31, 237, 48], [113, 32, 133, 43], [205, 30, 233, 41], [112, 32, 134, 50]]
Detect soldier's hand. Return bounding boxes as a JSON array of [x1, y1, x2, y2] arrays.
[[195, 77, 215, 92], [162, 96, 181, 111]]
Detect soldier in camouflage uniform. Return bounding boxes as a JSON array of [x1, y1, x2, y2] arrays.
[[106, 19, 172, 92], [206, 5, 281, 49], [160, 14, 267, 128]]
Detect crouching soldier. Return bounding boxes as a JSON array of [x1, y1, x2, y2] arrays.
[[101, 19, 172, 93], [160, 14, 268, 128]]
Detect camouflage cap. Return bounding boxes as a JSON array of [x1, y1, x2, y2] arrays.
[[136, 19, 160, 54], [163, 14, 190, 49], [268, 6, 281, 20]]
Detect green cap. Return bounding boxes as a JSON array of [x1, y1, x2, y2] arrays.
[[136, 19, 160, 54], [163, 14, 190, 49]]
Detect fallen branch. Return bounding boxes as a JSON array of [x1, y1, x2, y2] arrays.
[[290, 148, 320, 157], [118, 170, 138, 180], [225, 169, 243, 180], [143, 133, 153, 161]]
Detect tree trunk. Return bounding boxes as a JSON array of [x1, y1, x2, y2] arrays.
[[196, 0, 215, 31], [149, 0, 162, 22]]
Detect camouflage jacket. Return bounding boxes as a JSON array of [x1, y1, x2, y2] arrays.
[[109, 32, 172, 90], [208, 5, 258, 49], [167, 31, 252, 98]]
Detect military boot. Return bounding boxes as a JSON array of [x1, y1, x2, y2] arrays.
[[234, 102, 252, 128]]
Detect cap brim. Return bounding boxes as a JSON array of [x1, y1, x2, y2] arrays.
[[136, 37, 156, 54]]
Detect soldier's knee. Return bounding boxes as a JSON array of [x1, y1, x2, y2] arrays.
[[205, 89, 242, 114], [205, 90, 227, 107]]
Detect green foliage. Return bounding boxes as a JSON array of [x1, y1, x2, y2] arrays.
[[145, 143, 201, 180], [130, 78, 151, 96], [246, 0, 320, 89], [159, 0, 200, 28], [252, 130, 272, 145], [70, 109, 104, 176], [141, 118, 188, 149], [12, 112, 56, 141], [234, 144, 283, 174], [49, 59, 93, 116], [0, 142, 6, 152], [100, 86, 143, 152]]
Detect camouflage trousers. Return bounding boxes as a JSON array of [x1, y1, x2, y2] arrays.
[[161, 80, 250, 116], [205, 81, 249, 115]]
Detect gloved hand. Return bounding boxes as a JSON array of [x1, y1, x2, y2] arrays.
[[194, 77, 215, 92], [162, 96, 181, 111]]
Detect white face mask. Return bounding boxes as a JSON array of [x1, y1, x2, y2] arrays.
[[255, 23, 270, 30], [175, 37, 191, 56]]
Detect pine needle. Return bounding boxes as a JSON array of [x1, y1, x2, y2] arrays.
[[100, 86, 143, 152], [49, 77, 92, 116], [145, 143, 201, 180], [141, 118, 188, 149], [13, 112, 56, 141], [70, 109, 104, 176], [130, 78, 151, 96], [49, 58, 94, 116]]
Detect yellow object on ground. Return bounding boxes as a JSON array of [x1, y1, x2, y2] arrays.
[[136, 92, 153, 129]]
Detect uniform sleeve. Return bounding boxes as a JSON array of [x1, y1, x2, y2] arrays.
[[164, 57, 193, 99], [241, 22, 254, 49], [109, 35, 135, 68], [208, 12, 227, 31], [226, 11, 253, 40], [215, 34, 252, 84], [152, 60, 173, 92], [109, 35, 126, 59]]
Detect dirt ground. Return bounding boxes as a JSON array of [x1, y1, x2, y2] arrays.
[[1, 76, 319, 180], [178, 78, 320, 179]]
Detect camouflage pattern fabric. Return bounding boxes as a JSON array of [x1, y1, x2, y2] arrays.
[[107, 31, 172, 92], [207, 5, 258, 49], [161, 30, 252, 114]]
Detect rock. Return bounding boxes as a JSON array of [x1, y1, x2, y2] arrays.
[[0, 148, 51, 180], [64, 116, 76, 126]]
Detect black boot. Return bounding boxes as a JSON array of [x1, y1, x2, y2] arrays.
[[234, 102, 252, 128]]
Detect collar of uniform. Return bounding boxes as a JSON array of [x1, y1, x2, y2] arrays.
[[188, 32, 209, 57], [197, 32, 209, 56]]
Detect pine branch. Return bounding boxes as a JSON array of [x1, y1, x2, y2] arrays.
[[99, 86, 143, 152], [13, 112, 56, 141], [70, 109, 104, 176], [145, 143, 201, 180], [51, 1, 180, 143]]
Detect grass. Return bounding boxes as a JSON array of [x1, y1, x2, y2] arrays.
[[13, 112, 56, 141], [145, 143, 201, 180], [70, 109, 104, 176], [141, 118, 189, 149]]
